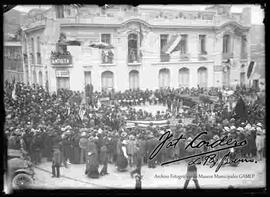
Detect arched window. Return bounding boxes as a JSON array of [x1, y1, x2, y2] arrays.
[[129, 70, 139, 90], [179, 67, 189, 88], [197, 67, 207, 88], [37, 36, 41, 64], [33, 70, 37, 84], [101, 71, 114, 92], [128, 33, 138, 63], [223, 34, 231, 53], [159, 68, 170, 88], [38, 71, 43, 86]]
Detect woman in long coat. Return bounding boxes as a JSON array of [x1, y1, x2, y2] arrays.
[[116, 138, 128, 172], [85, 136, 99, 178]]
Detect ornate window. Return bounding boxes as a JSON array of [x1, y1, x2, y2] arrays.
[[56, 5, 64, 18], [101, 71, 114, 92], [159, 68, 170, 88], [197, 67, 208, 88], [129, 70, 139, 90], [128, 33, 138, 63], [180, 34, 188, 54], [223, 34, 231, 53], [199, 35, 207, 54], [241, 35, 247, 59], [160, 34, 170, 62], [101, 34, 113, 64]]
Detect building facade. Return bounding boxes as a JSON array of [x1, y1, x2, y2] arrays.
[[21, 5, 252, 93], [4, 41, 24, 83]]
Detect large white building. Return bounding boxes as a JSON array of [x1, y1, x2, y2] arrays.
[[21, 5, 251, 93]]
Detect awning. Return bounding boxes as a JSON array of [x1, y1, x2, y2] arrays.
[[64, 40, 81, 46], [89, 42, 114, 49]]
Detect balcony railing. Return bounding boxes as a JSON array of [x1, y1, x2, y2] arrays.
[[179, 53, 190, 61], [160, 53, 170, 62], [222, 52, 234, 60], [101, 50, 113, 64], [198, 52, 208, 61]]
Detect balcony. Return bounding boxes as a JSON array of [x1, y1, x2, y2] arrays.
[[101, 50, 114, 64], [222, 52, 233, 60], [128, 50, 141, 65], [198, 51, 208, 61], [160, 53, 170, 62], [179, 53, 190, 61]]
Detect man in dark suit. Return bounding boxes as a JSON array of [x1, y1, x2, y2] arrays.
[[52, 145, 61, 178]]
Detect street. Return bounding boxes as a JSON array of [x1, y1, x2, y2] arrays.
[[32, 159, 265, 189]]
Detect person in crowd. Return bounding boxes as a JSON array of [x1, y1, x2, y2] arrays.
[[52, 145, 61, 178], [99, 138, 109, 176], [4, 80, 265, 186], [79, 131, 88, 164], [130, 143, 142, 177], [183, 137, 200, 189], [85, 135, 99, 178], [116, 135, 129, 172]]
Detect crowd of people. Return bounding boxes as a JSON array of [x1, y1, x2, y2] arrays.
[[5, 80, 265, 183]]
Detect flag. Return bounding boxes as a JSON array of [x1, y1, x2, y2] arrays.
[[12, 83, 17, 100], [162, 35, 182, 54], [247, 61, 256, 79], [64, 40, 81, 46]]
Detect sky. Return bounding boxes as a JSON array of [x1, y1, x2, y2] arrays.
[[13, 4, 264, 25]]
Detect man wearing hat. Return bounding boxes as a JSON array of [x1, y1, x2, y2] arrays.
[[183, 137, 200, 189], [127, 134, 136, 167], [79, 130, 88, 164], [116, 139, 129, 172], [85, 135, 99, 178], [99, 137, 109, 176], [146, 132, 158, 168], [52, 145, 61, 178], [256, 126, 265, 161]]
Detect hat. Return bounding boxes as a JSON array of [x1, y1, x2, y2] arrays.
[[65, 125, 72, 130], [230, 126, 236, 130], [98, 128, 103, 134], [237, 127, 244, 132], [245, 124, 251, 130], [121, 132, 127, 137], [256, 127, 262, 132], [224, 127, 230, 132], [129, 135, 135, 140], [256, 122, 263, 128]]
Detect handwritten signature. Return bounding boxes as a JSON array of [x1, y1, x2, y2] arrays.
[[149, 131, 256, 172]]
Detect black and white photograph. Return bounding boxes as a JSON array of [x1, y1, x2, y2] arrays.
[[3, 4, 266, 193]]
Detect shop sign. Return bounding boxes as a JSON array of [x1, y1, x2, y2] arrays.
[[51, 54, 72, 65], [55, 70, 69, 77]]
